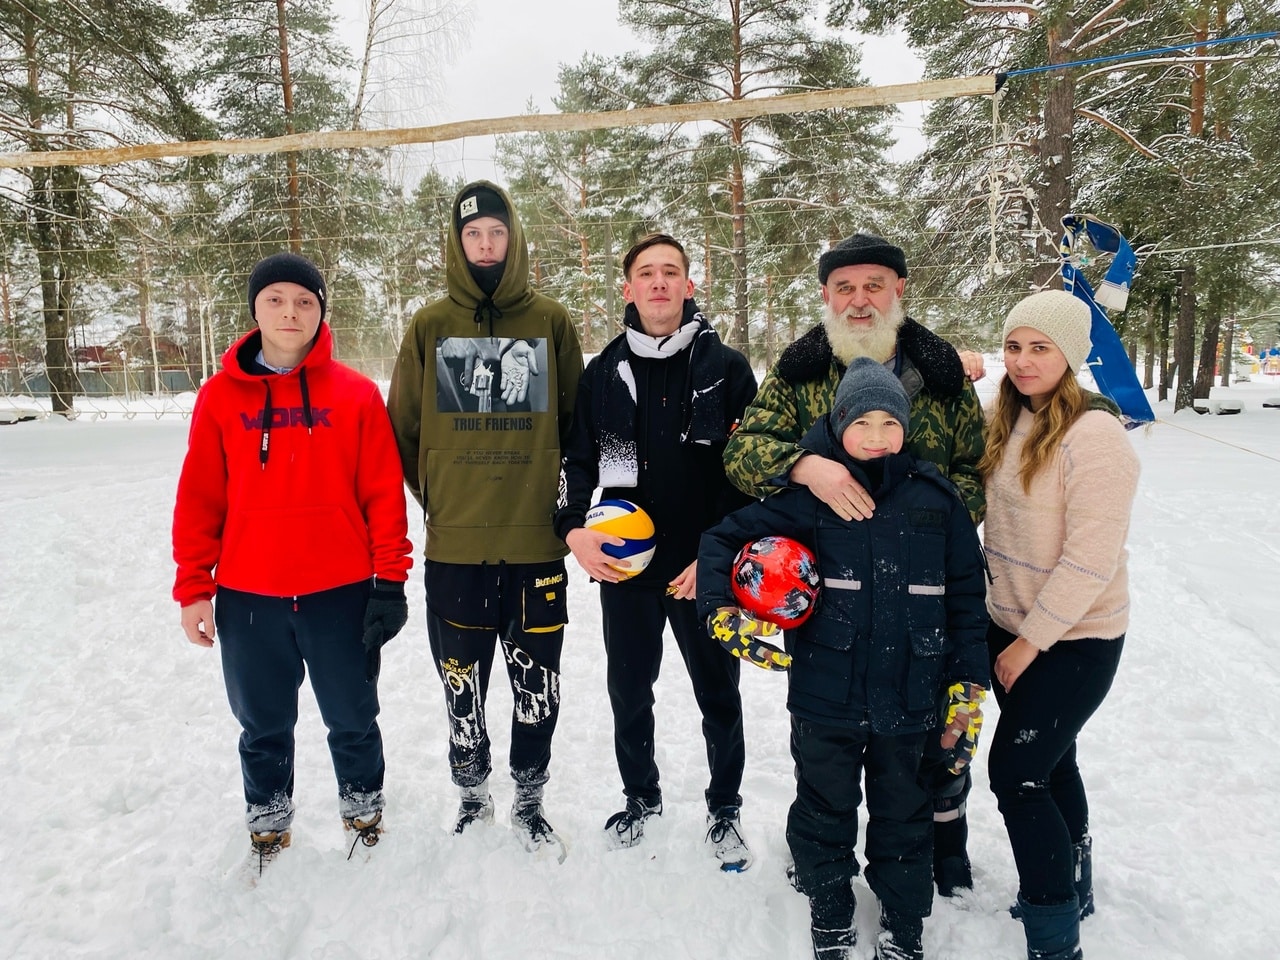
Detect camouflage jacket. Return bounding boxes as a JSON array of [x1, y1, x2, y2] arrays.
[[724, 318, 986, 524]]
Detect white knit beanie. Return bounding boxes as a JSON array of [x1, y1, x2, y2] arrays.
[[1002, 290, 1093, 372]]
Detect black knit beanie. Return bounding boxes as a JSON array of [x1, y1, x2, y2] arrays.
[[457, 185, 510, 229], [818, 233, 908, 284], [247, 252, 327, 319]]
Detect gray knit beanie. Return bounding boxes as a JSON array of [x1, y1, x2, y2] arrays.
[[830, 357, 910, 439], [1002, 290, 1093, 372]]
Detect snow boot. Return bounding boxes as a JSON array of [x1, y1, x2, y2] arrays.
[[875, 909, 924, 960], [809, 885, 857, 960], [1019, 896, 1083, 960], [705, 804, 753, 872], [933, 813, 972, 896], [344, 811, 383, 860], [1074, 836, 1095, 920], [1010, 838, 1094, 923], [604, 795, 662, 850], [249, 829, 291, 875], [453, 780, 495, 835]]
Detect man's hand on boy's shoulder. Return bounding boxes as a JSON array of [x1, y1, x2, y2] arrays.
[[791, 454, 874, 522]]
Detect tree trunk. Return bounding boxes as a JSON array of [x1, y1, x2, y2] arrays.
[[1173, 263, 1196, 411], [275, 0, 303, 250], [1157, 289, 1171, 402], [729, 131, 750, 361], [1220, 318, 1234, 387], [1142, 302, 1156, 389], [1031, 20, 1076, 288], [1194, 302, 1219, 400]]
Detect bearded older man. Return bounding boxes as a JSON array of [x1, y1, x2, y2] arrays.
[[722, 232, 986, 907]]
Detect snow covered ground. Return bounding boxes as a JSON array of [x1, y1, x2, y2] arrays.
[[3, 375, 1280, 960]]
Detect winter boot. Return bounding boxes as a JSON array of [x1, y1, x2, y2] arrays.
[[1010, 838, 1094, 923], [1018, 896, 1083, 960], [343, 811, 383, 859], [249, 829, 291, 875], [875, 909, 924, 960], [705, 804, 753, 872], [603, 795, 662, 850], [453, 780, 495, 835], [933, 812, 972, 896], [809, 885, 857, 960], [1074, 836, 1095, 920]]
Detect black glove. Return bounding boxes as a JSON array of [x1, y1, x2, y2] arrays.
[[362, 579, 408, 680]]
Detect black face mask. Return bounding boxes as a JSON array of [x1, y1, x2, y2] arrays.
[[468, 260, 506, 297]]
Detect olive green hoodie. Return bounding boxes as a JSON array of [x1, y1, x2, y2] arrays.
[[388, 181, 583, 564]]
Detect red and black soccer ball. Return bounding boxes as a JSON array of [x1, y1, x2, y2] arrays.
[[730, 536, 821, 629]]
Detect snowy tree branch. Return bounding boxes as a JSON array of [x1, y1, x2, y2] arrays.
[[1075, 107, 1159, 160]]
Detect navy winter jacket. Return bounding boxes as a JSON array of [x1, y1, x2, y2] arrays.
[[698, 419, 989, 733]]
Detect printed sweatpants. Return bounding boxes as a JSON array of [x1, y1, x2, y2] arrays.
[[986, 622, 1124, 905], [214, 581, 384, 835], [423, 559, 566, 796], [787, 718, 934, 919], [600, 582, 745, 813]]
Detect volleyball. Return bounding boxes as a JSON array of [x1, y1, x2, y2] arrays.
[[584, 499, 656, 578], [731, 536, 821, 629]]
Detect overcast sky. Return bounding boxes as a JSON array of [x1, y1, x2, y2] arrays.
[[333, 0, 927, 179]]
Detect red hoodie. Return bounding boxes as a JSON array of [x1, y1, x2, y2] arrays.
[[172, 323, 412, 606]]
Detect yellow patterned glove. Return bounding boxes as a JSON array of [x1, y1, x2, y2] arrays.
[[939, 682, 986, 774], [709, 607, 791, 671]]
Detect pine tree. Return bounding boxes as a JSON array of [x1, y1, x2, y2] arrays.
[[0, 0, 208, 413]]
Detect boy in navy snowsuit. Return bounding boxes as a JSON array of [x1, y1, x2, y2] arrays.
[[698, 358, 990, 960]]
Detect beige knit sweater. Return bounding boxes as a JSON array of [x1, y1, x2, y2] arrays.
[[984, 406, 1140, 650]]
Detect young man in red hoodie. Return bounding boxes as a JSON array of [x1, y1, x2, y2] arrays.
[[172, 252, 412, 873]]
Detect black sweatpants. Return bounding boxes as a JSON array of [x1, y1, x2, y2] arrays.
[[787, 717, 934, 919], [215, 581, 384, 834], [986, 622, 1124, 904], [424, 559, 566, 793], [600, 582, 745, 812]]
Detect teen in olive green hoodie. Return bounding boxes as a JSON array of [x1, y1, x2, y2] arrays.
[[388, 181, 582, 857]]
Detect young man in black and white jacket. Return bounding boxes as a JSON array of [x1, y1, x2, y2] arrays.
[[554, 233, 758, 871]]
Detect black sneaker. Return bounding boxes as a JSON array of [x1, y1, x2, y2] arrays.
[[604, 796, 662, 850], [512, 802, 567, 863], [344, 811, 383, 860], [706, 805, 753, 872]]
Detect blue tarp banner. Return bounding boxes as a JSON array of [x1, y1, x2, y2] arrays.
[[1060, 215, 1155, 427]]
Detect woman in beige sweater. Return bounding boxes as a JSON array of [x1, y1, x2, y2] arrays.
[[979, 290, 1140, 960]]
